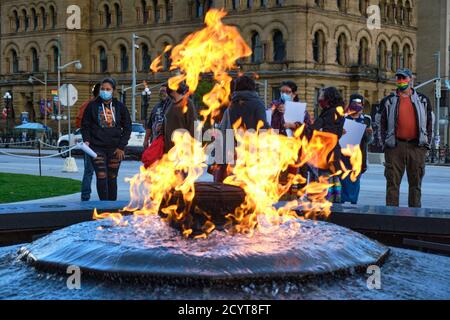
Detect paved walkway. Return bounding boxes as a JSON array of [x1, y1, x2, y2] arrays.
[[1, 152, 449, 210]]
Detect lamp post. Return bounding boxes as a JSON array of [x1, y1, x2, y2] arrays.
[[28, 72, 48, 128], [3, 92, 12, 135], [132, 33, 141, 122], [141, 85, 152, 123]]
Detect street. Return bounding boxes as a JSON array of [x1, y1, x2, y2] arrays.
[[0, 152, 450, 209]]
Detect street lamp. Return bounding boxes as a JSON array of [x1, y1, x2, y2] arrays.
[[28, 72, 48, 128], [141, 86, 152, 122], [3, 92, 12, 134]]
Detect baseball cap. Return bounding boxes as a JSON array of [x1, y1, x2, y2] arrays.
[[395, 68, 412, 78]]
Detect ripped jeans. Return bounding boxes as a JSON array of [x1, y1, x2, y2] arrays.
[[91, 148, 122, 201]]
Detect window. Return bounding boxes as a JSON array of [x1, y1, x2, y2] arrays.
[[315, 0, 324, 8], [313, 30, 325, 64], [251, 32, 263, 63], [273, 30, 286, 62], [405, 1, 412, 26], [377, 40, 387, 70], [100, 47, 108, 73], [336, 34, 347, 65], [379, 0, 387, 21], [115, 3, 122, 26], [276, 0, 284, 6], [142, 0, 149, 24], [260, 0, 268, 8], [11, 50, 19, 73], [50, 6, 57, 29], [196, 0, 212, 17], [231, 0, 238, 10], [40, 7, 47, 30], [358, 38, 369, 66], [105, 5, 112, 27], [32, 48, 39, 72], [247, 0, 253, 9], [391, 43, 400, 71], [153, 0, 160, 22], [32, 9, 38, 30], [22, 9, 29, 31], [403, 44, 412, 69], [53, 46, 59, 73], [163, 45, 172, 71], [165, 0, 173, 21], [142, 44, 151, 71], [13, 10, 19, 32], [359, 0, 368, 16], [120, 45, 129, 72], [337, 0, 346, 13]]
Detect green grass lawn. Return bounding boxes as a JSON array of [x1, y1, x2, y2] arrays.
[[0, 173, 81, 204]]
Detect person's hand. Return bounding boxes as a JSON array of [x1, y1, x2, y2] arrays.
[[84, 141, 90, 147], [366, 127, 373, 135], [114, 149, 126, 161], [278, 104, 286, 114], [343, 128, 347, 135]]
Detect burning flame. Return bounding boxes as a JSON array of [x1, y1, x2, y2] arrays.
[[93, 9, 363, 239], [150, 9, 252, 122]]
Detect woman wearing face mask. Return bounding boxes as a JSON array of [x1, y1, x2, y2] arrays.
[[340, 94, 374, 204], [81, 77, 132, 201], [305, 87, 345, 203], [279, 81, 312, 130]]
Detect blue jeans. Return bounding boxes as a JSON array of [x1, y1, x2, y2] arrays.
[[81, 153, 95, 201]]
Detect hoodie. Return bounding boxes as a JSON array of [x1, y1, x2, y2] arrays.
[[81, 97, 132, 150], [228, 91, 270, 130]]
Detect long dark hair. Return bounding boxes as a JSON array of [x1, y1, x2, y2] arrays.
[[322, 87, 345, 109]]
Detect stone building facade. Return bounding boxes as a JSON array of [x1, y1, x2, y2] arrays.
[[0, 0, 417, 134]]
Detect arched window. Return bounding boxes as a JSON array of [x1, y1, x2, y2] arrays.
[[397, 3, 404, 25], [336, 33, 347, 65], [31, 8, 38, 31], [391, 43, 400, 71], [31, 48, 39, 72], [251, 32, 263, 63], [196, 0, 204, 17], [313, 30, 325, 64], [359, 0, 368, 16], [120, 45, 129, 72], [405, 1, 412, 26], [358, 38, 369, 66], [153, 0, 160, 22], [11, 49, 19, 73], [379, 0, 387, 21], [273, 30, 286, 62], [99, 47, 108, 73], [142, 44, 151, 71], [52, 46, 59, 73], [22, 9, 29, 31], [276, 0, 284, 6], [165, 0, 173, 21], [49, 6, 57, 29], [142, 0, 149, 24], [104, 5, 112, 27], [247, 0, 253, 9], [387, 0, 395, 23], [163, 44, 172, 71], [231, 0, 238, 10], [115, 3, 122, 26], [377, 40, 387, 70], [403, 44, 412, 69], [337, 0, 346, 13], [260, 0, 268, 8], [40, 7, 47, 30], [13, 10, 20, 32]]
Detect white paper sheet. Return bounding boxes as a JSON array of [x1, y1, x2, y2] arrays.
[[77, 142, 98, 158], [284, 102, 306, 124], [266, 109, 272, 126], [339, 119, 367, 148]]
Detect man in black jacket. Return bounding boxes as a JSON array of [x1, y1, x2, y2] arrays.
[[81, 78, 132, 201]]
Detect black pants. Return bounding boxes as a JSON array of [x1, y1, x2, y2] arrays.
[[91, 148, 122, 201]]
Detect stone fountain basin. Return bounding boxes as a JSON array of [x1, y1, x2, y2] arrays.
[[21, 216, 389, 283]]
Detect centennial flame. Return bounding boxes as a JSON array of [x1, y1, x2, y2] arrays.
[[93, 9, 363, 238], [151, 9, 252, 121]]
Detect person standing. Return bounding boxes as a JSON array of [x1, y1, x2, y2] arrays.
[[143, 84, 172, 149], [305, 87, 346, 203], [76, 83, 100, 201], [340, 94, 374, 204], [380, 69, 433, 208], [81, 78, 132, 201]]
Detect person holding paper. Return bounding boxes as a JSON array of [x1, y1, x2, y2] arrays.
[[305, 87, 345, 203], [81, 78, 132, 201], [76, 83, 100, 202], [340, 94, 374, 204], [278, 81, 312, 130]]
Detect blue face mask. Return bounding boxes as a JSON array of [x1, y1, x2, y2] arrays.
[[281, 93, 293, 103], [100, 90, 113, 101]]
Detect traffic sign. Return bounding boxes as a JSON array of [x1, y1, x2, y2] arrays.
[[59, 84, 78, 107]]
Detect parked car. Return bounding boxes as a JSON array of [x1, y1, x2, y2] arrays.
[[57, 123, 146, 158]]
